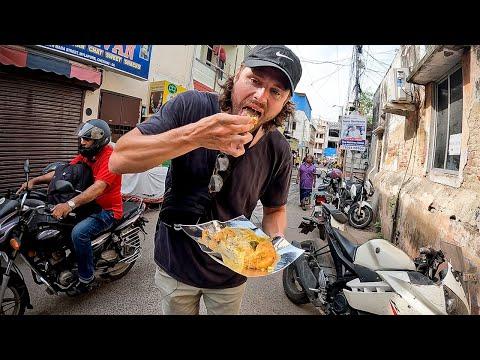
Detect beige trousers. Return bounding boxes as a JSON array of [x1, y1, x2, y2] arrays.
[[154, 266, 246, 315]]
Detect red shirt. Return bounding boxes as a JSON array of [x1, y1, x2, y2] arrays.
[[70, 145, 123, 219]]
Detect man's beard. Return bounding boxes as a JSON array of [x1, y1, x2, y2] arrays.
[[78, 144, 97, 160]]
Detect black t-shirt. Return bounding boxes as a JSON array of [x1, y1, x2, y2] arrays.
[[137, 90, 292, 289]]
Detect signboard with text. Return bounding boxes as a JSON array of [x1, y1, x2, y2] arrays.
[[340, 114, 367, 151], [37, 45, 152, 80]]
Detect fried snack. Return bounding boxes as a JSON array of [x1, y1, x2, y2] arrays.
[[243, 108, 259, 129], [250, 116, 259, 128], [201, 227, 278, 271]]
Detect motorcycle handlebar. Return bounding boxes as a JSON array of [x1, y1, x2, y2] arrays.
[[419, 247, 445, 260]]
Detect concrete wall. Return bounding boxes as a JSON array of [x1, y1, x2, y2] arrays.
[[82, 45, 194, 123], [369, 45, 480, 313]]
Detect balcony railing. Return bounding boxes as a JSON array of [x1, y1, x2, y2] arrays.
[[193, 45, 236, 92]]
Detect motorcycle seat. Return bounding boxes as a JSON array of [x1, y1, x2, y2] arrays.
[[331, 228, 360, 262], [322, 203, 348, 224], [24, 198, 46, 207], [120, 201, 140, 221], [99, 201, 141, 233]]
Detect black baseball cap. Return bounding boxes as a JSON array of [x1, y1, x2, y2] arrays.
[[243, 45, 302, 93]]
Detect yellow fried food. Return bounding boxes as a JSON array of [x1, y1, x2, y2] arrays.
[[243, 108, 259, 129], [201, 227, 278, 271], [244, 241, 277, 270]]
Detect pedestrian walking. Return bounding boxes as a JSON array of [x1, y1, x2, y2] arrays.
[[297, 154, 316, 210]]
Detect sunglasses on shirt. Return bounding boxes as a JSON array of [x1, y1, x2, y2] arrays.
[[208, 153, 231, 194]]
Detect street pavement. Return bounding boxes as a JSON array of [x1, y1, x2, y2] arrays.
[[19, 171, 378, 315]]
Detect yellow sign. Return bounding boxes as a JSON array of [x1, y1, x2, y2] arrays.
[[162, 80, 187, 105], [148, 80, 187, 115]]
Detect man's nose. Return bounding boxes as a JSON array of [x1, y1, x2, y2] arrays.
[[253, 87, 268, 103], [80, 138, 87, 145]]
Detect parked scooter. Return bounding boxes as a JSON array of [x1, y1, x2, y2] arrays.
[[282, 202, 472, 315], [0, 160, 147, 315]]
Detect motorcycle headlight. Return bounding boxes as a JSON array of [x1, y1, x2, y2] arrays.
[[444, 286, 469, 315]]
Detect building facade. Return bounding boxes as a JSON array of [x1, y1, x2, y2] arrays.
[[312, 117, 327, 159], [192, 45, 252, 92], [290, 92, 313, 162], [367, 45, 480, 313], [0, 44, 250, 195], [324, 120, 341, 158]]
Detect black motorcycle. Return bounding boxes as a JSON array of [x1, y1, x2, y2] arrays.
[[282, 203, 358, 314], [336, 176, 374, 229], [314, 172, 374, 229], [0, 160, 147, 315]]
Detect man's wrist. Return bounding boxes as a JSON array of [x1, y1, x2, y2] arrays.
[[67, 200, 76, 210], [183, 121, 201, 148]]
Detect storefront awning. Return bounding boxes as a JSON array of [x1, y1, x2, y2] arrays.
[[407, 45, 468, 85], [0, 45, 102, 88]]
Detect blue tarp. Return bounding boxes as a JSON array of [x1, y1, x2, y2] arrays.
[[324, 147, 337, 157]]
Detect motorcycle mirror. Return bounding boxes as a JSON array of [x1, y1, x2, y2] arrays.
[[54, 180, 75, 194], [24, 159, 30, 174]]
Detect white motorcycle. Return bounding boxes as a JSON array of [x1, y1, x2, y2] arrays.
[[282, 203, 473, 315]]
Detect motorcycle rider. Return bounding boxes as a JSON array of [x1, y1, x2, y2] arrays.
[[17, 119, 123, 296]]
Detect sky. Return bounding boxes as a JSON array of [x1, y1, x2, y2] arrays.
[[288, 45, 399, 122]]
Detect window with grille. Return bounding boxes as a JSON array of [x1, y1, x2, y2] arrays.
[[433, 66, 463, 172]]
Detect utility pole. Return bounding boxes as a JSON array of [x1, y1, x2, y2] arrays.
[[353, 45, 363, 112], [345, 45, 363, 180]]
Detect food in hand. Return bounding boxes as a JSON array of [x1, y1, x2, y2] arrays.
[[201, 227, 278, 271], [249, 115, 258, 127], [243, 108, 259, 129]]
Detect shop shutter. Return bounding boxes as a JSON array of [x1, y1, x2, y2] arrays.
[[0, 69, 84, 196]]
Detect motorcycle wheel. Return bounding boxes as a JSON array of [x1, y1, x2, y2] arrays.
[[0, 277, 26, 315], [282, 266, 309, 305], [348, 204, 373, 229]]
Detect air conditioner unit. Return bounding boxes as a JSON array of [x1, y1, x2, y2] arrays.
[[392, 68, 412, 103]]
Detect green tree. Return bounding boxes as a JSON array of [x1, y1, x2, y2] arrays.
[[359, 91, 374, 126]]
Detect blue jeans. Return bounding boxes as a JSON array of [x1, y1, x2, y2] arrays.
[[71, 210, 115, 282]]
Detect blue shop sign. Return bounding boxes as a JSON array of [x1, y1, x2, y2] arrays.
[[38, 45, 152, 80]]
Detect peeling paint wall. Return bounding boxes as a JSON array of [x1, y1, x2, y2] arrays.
[[369, 45, 480, 313]]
